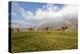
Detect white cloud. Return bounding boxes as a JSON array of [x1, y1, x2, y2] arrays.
[[20, 8, 34, 19], [59, 5, 78, 19], [20, 4, 78, 20], [12, 2, 78, 29]]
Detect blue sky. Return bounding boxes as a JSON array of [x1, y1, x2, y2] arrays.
[[11, 1, 64, 21], [10, 1, 78, 28]]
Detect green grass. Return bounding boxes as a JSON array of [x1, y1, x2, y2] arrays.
[[11, 31, 78, 53]]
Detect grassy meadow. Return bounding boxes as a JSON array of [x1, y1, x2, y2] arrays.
[[11, 31, 78, 53]]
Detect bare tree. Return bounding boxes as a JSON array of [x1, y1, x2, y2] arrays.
[[62, 26, 68, 31], [29, 27, 32, 31], [17, 28, 19, 32], [45, 27, 48, 30], [45, 27, 50, 33]]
